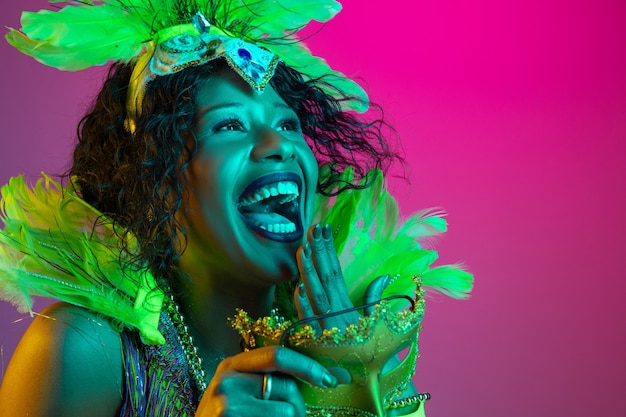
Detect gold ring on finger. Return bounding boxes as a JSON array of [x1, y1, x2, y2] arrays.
[[261, 373, 272, 400]]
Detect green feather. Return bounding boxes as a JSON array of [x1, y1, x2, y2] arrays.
[[315, 168, 474, 309], [7, 0, 367, 111], [422, 266, 474, 299], [7, 4, 147, 70], [231, 0, 342, 36], [0, 175, 165, 344], [268, 40, 369, 111]]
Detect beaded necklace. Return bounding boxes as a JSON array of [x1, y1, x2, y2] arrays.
[[163, 294, 208, 394]]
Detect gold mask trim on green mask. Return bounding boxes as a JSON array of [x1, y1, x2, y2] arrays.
[[231, 278, 425, 416]]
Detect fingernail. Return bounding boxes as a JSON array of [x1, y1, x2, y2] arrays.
[[304, 242, 311, 257], [322, 373, 338, 388], [322, 224, 332, 239], [298, 282, 307, 297], [313, 224, 321, 239], [381, 274, 391, 287]]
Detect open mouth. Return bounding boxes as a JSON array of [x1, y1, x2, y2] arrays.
[[237, 172, 304, 242]]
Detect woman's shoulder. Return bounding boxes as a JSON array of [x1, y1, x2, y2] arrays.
[[0, 302, 124, 417]]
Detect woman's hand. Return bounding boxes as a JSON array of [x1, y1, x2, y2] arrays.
[[294, 224, 361, 332], [196, 345, 337, 417]]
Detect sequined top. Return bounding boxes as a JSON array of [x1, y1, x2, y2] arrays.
[[114, 311, 428, 417], [118, 312, 202, 417]]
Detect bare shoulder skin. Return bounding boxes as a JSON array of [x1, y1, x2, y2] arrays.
[[0, 302, 123, 417]]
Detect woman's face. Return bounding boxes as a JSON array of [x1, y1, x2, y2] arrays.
[[179, 67, 318, 285]]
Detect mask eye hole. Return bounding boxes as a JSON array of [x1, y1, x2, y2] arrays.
[[381, 345, 412, 375]]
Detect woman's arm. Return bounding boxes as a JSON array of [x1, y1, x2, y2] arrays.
[[0, 302, 123, 417]]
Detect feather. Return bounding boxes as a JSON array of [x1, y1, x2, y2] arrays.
[[0, 168, 472, 342], [228, 0, 342, 36], [7, 0, 367, 110], [314, 168, 474, 309], [422, 265, 474, 299], [0, 175, 165, 344], [7, 5, 147, 70], [268, 39, 369, 111], [397, 208, 448, 238]]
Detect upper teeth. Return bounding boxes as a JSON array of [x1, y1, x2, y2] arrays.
[[238, 181, 299, 207]]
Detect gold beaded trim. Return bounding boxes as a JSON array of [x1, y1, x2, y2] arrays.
[[305, 404, 378, 417]]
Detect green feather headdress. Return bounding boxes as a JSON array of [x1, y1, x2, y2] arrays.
[[6, 0, 369, 131]]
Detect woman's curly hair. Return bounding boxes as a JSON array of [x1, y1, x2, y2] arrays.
[[71, 60, 401, 287]]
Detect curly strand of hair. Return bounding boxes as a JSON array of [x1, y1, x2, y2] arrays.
[[70, 63, 197, 289], [270, 64, 402, 196]]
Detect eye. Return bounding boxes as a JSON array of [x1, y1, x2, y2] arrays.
[[276, 117, 301, 132], [213, 118, 245, 132]]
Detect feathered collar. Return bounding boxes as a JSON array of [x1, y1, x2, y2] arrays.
[[0, 170, 472, 345]]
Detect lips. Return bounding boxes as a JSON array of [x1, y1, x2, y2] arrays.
[[237, 172, 304, 242]]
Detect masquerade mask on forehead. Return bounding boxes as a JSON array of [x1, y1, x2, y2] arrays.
[[6, 0, 370, 131], [126, 13, 281, 132]]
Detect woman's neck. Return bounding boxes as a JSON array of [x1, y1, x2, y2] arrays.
[[174, 260, 276, 377]]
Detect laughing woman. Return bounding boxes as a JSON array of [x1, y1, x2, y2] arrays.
[[0, 1, 472, 416]]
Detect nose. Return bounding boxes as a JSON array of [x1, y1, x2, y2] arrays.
[[250, 127, 296, 162]]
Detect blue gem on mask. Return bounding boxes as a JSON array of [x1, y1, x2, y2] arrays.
[[236, 48, 263, 81], [238, 48, 252, 60]]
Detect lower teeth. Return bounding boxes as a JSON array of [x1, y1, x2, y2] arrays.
[[259, 223, 296, 233]]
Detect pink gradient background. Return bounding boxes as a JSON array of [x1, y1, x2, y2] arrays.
[[1, 1, 625, 415]]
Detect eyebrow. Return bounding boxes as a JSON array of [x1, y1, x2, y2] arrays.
[[197, 102, 242, 117], [198, 101, 293, 116], [273, 102, 292, 110]]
